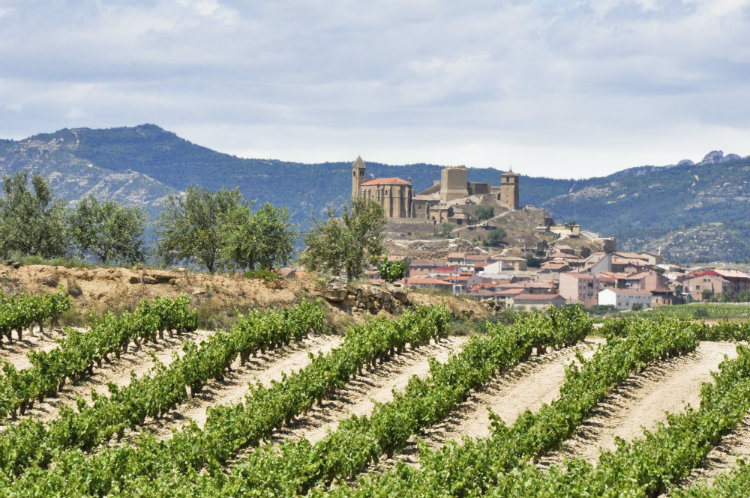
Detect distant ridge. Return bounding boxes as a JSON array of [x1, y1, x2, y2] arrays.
[[0, 124, 747, 263]]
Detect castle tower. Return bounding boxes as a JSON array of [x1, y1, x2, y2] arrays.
[[440, 165, 469, 202], [499, 170, 519, 210], [352, 156, 367, 199]]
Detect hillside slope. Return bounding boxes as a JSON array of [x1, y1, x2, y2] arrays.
[[0, 124, 747, 263]]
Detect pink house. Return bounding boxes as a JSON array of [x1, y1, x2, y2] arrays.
[[559, 272, 599, 307]]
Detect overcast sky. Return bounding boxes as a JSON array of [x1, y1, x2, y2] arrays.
[[1, 0, 748, 178]]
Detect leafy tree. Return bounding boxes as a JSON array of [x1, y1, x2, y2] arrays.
[[441, 223, 454, 237], [476, 205, 494, 221], [300, 198, 386, 281], [67, 195, 147, 264], [220, 201, 297, 271], [486, 227, 507, 247], [0, 172, 67, 258], [564, 220, 578, 230], [377, 257, 408, 283], [155, 185, 245, 273]]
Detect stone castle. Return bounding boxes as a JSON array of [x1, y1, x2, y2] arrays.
[[351, 156, 519, 223]]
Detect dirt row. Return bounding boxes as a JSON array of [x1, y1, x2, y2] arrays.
[[0, 327, 68, 371], [538, 341, 739, 468], [224, 335, 470, 468], [1, 327, 216, 427]]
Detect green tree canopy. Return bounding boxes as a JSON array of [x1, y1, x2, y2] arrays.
[[0, 171, 67, 258], [155, 185, 246, 273], [300, 198, 386, 281], [486, 227, 508, 247], [67, 195, 147, 264], [476, 205, 494, 221], [220, 201, 297, 271]]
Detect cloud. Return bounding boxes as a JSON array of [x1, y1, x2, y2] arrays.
[[0, 0, 747, 177]]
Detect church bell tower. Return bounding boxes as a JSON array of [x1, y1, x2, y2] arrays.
[[352, 156, 367, 199]]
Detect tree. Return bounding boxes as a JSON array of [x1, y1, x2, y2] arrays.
[[67, 195, 147, 264], [377, 257, 407, 283], [486, 227, 507, 247], [220, 201, 297, 271], [155, 185, 245, 273], [300, 198, 386, 281], [476, 205, 494, 221], [0, 172, 67, 258]]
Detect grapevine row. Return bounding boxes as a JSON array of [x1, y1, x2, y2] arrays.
[[0, 300, 325, 477], [673, 461, 750, 498], [0, 295, 195, 420], [318, 315, 708, 498], [4, 305, 451, 497], [0, 287, 71, 343], [481, 344, 750, 497], [151, 305, 593, 498]]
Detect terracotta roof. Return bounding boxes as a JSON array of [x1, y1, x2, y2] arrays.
[[447, 252, 466, 259], [513, 293, 563, 301], [433, 266, 459, 273], [715, 269, 750, 280], [360, 177, 411, 186], [474, 262, 489, 269], [650, 287, 672, 294], [497, 288, 525, 296], [406, 277, 450, 286]]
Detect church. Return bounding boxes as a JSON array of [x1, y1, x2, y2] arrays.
[[351, 156, 519, 221]]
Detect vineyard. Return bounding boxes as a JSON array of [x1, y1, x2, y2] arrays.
[[0, 289, 749, 497]]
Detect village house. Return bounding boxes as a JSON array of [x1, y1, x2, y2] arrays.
[[598, 288, 652, 311], [509, 293, 566, 310], [559, 272, 599, 307], [683, 269, 750, 300]]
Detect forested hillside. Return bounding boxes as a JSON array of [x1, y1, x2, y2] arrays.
[[0, 124, 747, 262]]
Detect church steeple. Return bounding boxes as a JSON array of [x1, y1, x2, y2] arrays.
[[352, 156, 366, 198]]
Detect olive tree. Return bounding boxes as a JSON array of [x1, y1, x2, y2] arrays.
[[67, 195, 147, 264], [155, 185, 245, 273], [300, 198, 386, 281], [220, 201, 297, 271], [0, 172, 67, 258]]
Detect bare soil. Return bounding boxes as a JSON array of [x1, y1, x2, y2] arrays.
[[420, 338, 604, 447], [539, 341, 739, 468], [0, 327, 70, 371], [1, 328, 215, 427], [138, 334, 344, 441], [296, 335, 468, 445], [226, 336, 469, 467], [0, 264, 488, 322]]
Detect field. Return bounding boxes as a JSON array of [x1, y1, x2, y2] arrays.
[[0, 291, 749, 497]]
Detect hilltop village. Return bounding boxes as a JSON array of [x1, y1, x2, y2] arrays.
[[351, 157, 750, 310]]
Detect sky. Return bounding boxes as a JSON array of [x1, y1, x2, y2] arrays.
[[0, 0, 748, 179]]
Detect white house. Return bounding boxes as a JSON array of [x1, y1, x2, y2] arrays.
[[598, 288, 652, 311]]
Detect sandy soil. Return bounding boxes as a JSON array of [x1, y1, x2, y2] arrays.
[[0, 327, 70, 370], [419, 338, 604, 446], [539, 341, 739, 467], [295, 335, 469, 445], [139, 334, 344, 441], [2, 328, 215, 426], [0, 264, 488, 322], [225, 335, 469, 467]]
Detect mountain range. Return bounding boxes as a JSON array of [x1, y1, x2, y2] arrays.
[[0, 124, 747, 263]]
